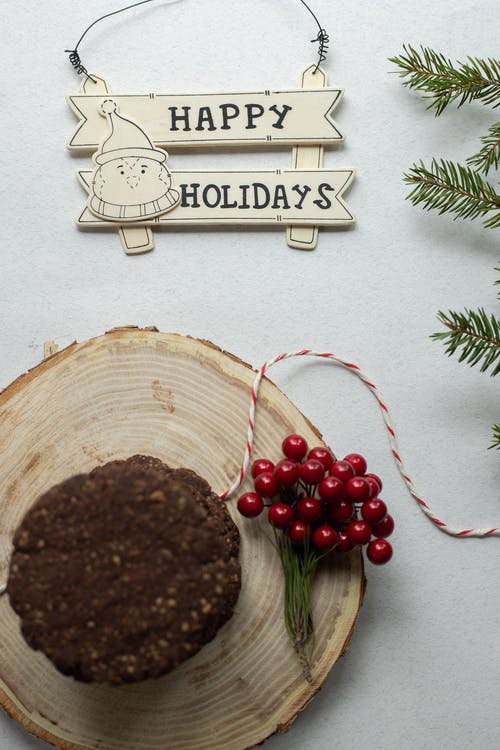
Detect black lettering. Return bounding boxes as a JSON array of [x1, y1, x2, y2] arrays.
[[313, 183, 335, 209], [270, 104, 292, 129], [181, 183, 201, 208], [220, 103, 240, 130], [245, 103, 265, 129], [220, 185, 238, 209], [292, 184, 311, 210], [272, 185, 291, 210], [195, 107, 216, 132], [203, 184, 222, 208], [169, 106, 191, 132], [253, 183, 270, 209], [239, 185, 251, 209]]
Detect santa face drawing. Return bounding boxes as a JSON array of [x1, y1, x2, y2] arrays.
[[93, 156, 173, 205], [88, 99, 180, 222]]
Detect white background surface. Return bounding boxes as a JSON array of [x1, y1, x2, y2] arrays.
[[0, 0, 499, 748]]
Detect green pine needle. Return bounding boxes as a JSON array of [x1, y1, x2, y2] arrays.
[[389, 45, 500, 115], [432, 308, 500, 375], [404, 159, 500, 225], [484, 211, 500, 229], [467, 122, 500, 175], [490, 424, 500, 450], [495, 267, 500, 299]]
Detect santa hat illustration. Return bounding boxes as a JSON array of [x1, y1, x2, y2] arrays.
[[95, 99, 167, 165]]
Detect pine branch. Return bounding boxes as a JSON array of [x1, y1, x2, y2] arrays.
[[467, 122, 500, 175], [404, 159, 500, 225], [490, 424, 500, 450], [432, 309, 500, 375], [496, 267, 500, 299], [389, 45, 500, 115]]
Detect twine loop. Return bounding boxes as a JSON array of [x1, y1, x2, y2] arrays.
[[219, 350, 499, 539]]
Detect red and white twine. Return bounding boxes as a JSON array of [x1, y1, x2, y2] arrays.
[[219, 349, 499, 539], [0, 350, 497, 598]]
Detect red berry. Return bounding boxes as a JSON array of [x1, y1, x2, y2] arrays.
[[365, 473, 383, 494], [361, 498, 387, 524], [365, 476, 381, 497], [318, 475, 345, 503], [237, 492, 264, 518], [345, 476, 371, 502], [346, 520, 372, 546], [308, 446, 334, 471], [282, 434, 308, 461], [299, 458, 325, 485], [312, 524, 339, 551], [251, 458, 275, 479], [367, 539, 393, 565], [330, 460, 355, 483], [268, 503, 294, 529], [343, 453, 367, 475], [371, 514, 394, 538], [328, 500, 354, 523], [338, 530, 354, 552], [296, 496, 323, 523], [289, 520, 310, 545], [254, 471, 278, 498], [273, 458, 300, 487]]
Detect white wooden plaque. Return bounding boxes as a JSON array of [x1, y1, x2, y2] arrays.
[[68, 89, 344, 150], [77, 169, 355, 227]]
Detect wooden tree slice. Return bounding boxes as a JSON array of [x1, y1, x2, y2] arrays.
[[0, 328, 365, 750]]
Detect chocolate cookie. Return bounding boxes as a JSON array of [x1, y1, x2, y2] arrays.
[[7, 456, 241, 685]]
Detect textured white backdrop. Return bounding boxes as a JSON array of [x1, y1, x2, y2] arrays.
[[0, 1, 499, 748]]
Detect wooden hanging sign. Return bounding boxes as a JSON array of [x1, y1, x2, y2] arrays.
[[67, 67, 355, 254]]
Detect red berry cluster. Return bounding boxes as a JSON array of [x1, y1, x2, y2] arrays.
[[237, 434, 394, 565]]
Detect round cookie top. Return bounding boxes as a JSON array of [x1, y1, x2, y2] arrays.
[[7, 456, 241, 684]]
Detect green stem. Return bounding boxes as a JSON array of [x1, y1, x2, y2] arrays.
[[275, 530, 321, 681]]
